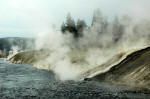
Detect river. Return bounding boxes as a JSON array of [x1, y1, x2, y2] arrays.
[[0, 59, 150, 99]]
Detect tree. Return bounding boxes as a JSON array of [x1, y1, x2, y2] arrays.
[[76, 19, 87, 37], [91, 9, 107, 34], [112, 17, 124, 42], [61, 13, 78, 38], [92, 9, 103, 26], [66, 13, 76, 28], [61, 22, 66, 33]]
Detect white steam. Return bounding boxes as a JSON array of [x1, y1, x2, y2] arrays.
[[34, 13, 150, 81], [35, 28, 82, 80], [7, 46, 20, 60]]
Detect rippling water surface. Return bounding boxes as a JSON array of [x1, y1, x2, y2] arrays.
[[0, 59, 150, 99]]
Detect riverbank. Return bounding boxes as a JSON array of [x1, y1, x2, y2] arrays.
[[0, 59, 150, 98]]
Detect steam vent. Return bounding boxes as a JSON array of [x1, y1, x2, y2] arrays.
[[1, 0, 150, 98]]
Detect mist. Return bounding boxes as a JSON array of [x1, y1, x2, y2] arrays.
[[31, 9, 150, 81]]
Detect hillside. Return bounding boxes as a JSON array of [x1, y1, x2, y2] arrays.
[[8, 49, 50, 64], [88, 47, 150, 90], [8, 45, 150, 90]]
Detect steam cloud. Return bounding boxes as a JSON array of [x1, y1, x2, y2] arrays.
[[7, 46, 20, 60], [34, 10, 150, 81]]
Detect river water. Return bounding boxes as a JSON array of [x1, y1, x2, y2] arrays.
[[0, 59, 150, 99]]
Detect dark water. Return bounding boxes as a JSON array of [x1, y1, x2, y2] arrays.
[[0, 59, 150, 99]]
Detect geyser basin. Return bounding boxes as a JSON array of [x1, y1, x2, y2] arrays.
[[1, 59, 150, 99]]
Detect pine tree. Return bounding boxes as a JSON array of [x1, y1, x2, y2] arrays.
[[61, 13, 78, 38], [76, 19, 87, 37], [66, 13, 76, 28], [112, 17, 124, 42], [91, 9, 107, 34], [61, 22, 66, 33]]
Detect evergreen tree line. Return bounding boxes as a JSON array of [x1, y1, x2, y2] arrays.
[[61, 9, 125, 42], [61, 13, 87, 38]]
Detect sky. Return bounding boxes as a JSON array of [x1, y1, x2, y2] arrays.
[[0, 0, 149, 38]]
